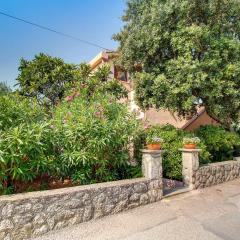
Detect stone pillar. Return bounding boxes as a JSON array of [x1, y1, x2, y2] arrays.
[[179, 149, 201, 189], [141, 150, 163, 180]]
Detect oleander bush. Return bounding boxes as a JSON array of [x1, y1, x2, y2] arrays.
[[0, 94, 53, 194], [50, 88, 139, 184], [0, 94, 46, 131], [0, 122, 54, 194], [0, 78, 139, 194]]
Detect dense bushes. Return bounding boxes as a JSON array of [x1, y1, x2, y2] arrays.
[[0, 61, 140, 195], [0, 94, 46, 130], [0, 95, 52, 193], [51, 89, 139, 184], [0, 87, 139, 194], [0, 123, 54, 193], [195, 125, 240, 162], [1, 59, 240, 193]]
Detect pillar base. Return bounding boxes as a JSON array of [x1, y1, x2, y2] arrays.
[[179, 148, 201, 189], [141, 149, 164, 180]]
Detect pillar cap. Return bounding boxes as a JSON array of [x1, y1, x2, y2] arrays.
[[179, 148, 202, 152], [141, 149, 164, 154]]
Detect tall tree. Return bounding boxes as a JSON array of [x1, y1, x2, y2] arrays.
[[114, 0, 240, 126], [16, 53, 77, 107]]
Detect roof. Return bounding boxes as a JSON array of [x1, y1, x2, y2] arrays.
[[89, 51, 117, 70], [181, 108, 206, 130], [89, 51, 109, 69]]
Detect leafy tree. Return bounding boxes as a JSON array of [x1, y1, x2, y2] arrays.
[[16, 53, 78, 107], [16, 54, 127, 107], [0, 82, 11, 95], [114, 0, 240, 127]]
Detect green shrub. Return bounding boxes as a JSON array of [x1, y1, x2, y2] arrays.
[[0, 94, 52, 193], [0, 90, 140, 193], [0, 94, 46, 131], [232, 122, 240, 133], [0, 82, 11, 95], [0, 122, 54, 193], [51, 89, 140, 184], [195, 125, 240, 162]]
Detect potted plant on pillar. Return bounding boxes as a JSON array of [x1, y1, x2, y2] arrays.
[[183, 137, 200, 149], [146, 136, 164, 150]]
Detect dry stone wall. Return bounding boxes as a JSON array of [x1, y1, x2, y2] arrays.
[[193, 160, 240, 189], [0, 178, 162, 240]]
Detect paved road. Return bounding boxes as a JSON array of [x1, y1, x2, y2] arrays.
[[33, 179, 240, 240]]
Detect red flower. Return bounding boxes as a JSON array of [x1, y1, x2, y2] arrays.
[[144, 124, 150, 130], [95, 111, 101, 118], [65, 95, 73, 102]]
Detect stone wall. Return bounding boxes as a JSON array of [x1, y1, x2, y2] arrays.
[[0, 178, 162, 240], [193, 160, 240, 189]]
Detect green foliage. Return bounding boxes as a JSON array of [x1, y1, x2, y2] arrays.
[[90, 63, 128, 99], [101, 78, 128, 100], [0, 74, 138, 194], [146, 128, 164, 144], [51, 88, 139, 183], [114, 0, 240, 126], [232, 121, 240, 135], [16, 53, 78, 107], [0, 123, 53, 184], [16, 52, 127, 108], [149, 125, 209, 180], [183, 137, 201, 144], [135, 124, 240, 180], [0, 51, 137, 195], [0, 82, 11, 95], [195, 125, 240, 162], [0, 94, 51, 193], [79, 64, 128, 100], [0, 94, 46, 131]]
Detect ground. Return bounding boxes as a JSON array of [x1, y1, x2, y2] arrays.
[[33, 179, 240, 240]]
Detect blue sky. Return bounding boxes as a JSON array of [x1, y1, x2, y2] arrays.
[[0, 0, 126, 87]]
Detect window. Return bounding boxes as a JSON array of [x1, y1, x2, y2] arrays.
[[114, 66, 128, 82]]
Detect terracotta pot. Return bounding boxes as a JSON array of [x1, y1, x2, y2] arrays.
[[183, 143, 196, 149], [147, 143, 161, 150]]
